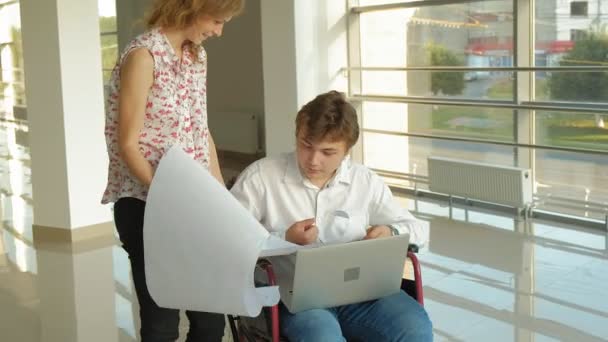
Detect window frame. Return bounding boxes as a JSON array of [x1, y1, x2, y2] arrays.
[[346, 0, 608, 225]]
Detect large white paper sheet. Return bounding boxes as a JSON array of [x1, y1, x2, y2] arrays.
[[143, 146, 297, 316]]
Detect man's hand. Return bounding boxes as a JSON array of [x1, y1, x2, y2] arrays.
[[364, 225, 392, 240], [285, 218, 318, 245]]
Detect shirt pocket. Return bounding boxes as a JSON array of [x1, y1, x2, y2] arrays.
[[324, 210, 368, 244]]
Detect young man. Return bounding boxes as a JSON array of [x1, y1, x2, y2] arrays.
[[231, 91, 432, 341]]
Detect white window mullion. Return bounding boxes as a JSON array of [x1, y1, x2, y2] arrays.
[[515, 0, 535, 175], [347, 0, 364, 163], [515, 2, 536, 341]]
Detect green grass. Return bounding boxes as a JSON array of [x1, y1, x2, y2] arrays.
[[428, 106, 515, 141], [541, 123, 608, 151], [428, 106, 608, 151], [486, 79, 513, 100]]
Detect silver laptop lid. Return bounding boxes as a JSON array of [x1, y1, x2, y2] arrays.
[[285, 234, 410, 313]]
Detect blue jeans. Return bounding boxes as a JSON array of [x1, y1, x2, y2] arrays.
[[279, 291, 432, 342]]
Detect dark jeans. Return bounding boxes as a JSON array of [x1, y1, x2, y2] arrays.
[[114, 197, 225, 342]]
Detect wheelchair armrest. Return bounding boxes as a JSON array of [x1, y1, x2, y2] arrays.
[[406, 250, 424, 306], [256, 259, 281, 342], [256, 259, 277, 286], [408, 243, 419, 253]]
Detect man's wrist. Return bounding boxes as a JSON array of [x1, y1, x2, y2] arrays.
[[387, 225, 400, 236]]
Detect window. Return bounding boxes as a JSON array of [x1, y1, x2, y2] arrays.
[[349, 5, 608, 338], [349, 0, 608, 222], [98, 0, 118, 84], [353, 0, 517, 176], [0, 0, 25, 113], [570, 1, 588, 16], [570, 28, 587, 41]]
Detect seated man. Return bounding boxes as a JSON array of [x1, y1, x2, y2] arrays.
[[231, 90, 433, 342]]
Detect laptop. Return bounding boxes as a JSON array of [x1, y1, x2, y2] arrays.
[[274, 234, 410, 313]]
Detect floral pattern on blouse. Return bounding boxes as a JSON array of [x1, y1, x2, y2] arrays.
[[102, 28, 210, 204]]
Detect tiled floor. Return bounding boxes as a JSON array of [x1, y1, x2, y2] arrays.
[[2, 120, 608, 342]]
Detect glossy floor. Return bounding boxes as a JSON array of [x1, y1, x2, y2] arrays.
[[1, 121, 607, 342]]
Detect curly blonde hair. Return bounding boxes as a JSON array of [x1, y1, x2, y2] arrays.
[[146, 0, 244, 30]]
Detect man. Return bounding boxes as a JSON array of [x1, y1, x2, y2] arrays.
[[231, 91, 432, 341]]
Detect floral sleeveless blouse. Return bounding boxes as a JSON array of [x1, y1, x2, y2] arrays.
[[102, 28, 210, 204]]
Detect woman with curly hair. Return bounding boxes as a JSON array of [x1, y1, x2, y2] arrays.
[[102, 0, 244, 340]]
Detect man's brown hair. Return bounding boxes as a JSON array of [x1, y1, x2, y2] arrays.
[[295, 91, 359, 148]]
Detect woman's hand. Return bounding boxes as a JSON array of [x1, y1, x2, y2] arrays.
[[208, 133, 224, 185]]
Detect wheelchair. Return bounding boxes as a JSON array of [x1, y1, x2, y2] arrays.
[[227, 244, 424, 342]]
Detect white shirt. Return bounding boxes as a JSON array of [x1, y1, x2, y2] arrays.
[[230, 152, 429, 247]]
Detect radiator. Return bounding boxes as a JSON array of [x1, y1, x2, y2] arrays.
[[427, 156, 533, 208], [207, 111, 260, 154]]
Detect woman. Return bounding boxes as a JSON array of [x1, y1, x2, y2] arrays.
[[102, 0, 244, 340]]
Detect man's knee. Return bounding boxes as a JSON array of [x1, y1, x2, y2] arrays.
[[384, 292, 433, 341], [282, 309, 344, 342]]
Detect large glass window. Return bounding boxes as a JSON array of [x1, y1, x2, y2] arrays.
[[350, 3, 608, 341], [355, 0, 518, 173], [0, 0, 25, 114], [349, 0, 608, 221], [359, 1, 514, 100], [98, 0, 118, 84], [0, 0, 117, 115]]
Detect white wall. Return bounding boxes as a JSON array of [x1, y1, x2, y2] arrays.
[[205, 0, 265, 151], [294, 0, 348, 106], [260, 1, 298, 157]]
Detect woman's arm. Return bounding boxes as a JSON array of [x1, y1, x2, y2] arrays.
[[117, 48, 155, 187], [208, 133, 224, 185]]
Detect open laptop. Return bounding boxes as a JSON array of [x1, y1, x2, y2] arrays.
[[274, 234, 410, 313]]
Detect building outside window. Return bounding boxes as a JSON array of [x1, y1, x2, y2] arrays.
[[348, 0, 608, 222]]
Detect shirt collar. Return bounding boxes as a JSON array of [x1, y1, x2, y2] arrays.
[[282, 152, 352, 189], [157, 28, 197, 67], [283, 152, 304, 184], [333, 156, 352, 186]]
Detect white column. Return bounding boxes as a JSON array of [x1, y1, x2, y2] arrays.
[[37, 243, 117, 342], [19, 0, 111, 231], [516, 0, 535, 172], [514, 2, 536, 334], [260, 0, 299, 157]]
